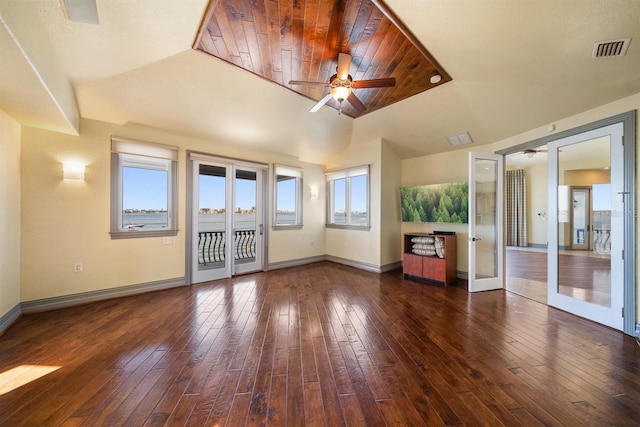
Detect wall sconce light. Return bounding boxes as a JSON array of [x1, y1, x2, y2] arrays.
[[63, 163, 85, 181], [309, 186, 319, 199]]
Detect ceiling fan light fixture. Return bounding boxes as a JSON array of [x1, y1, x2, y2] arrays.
[[331, 85, 351, 102], [296, 54, 394, 115]]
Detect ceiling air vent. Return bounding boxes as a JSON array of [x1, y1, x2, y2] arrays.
[[592, 38, 631, 58], [446, 131, 473, 146], [62, 0, 99, 24]]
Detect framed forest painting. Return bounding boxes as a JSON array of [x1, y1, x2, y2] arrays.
[[400, 182, 469, 223]]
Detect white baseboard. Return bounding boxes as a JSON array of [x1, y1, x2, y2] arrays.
[[21, 277, 185, 314], [380, 260, 402, 273], [267, 255, 327, 271], [269, 255, 402, 274], [325, 255, 397, 273], [0, 303, 22, 335]]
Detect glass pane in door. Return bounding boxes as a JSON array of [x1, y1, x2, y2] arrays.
[[197, 165, 227, 270], [234, 169, 257, 264], [557, 138, 611, 307], [474, 159, 498, 280]]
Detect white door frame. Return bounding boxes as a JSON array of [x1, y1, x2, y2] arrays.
[[547, 123, 624, 330], [187, 152, 268, 285], [233, 164, 266, 275], [468, 152, 504, 292], [496, 111, 635, 336]]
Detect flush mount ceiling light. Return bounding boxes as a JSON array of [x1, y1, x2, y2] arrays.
[[446, 131, 474, 146]]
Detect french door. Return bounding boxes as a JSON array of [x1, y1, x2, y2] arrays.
[[547, 123, 624, 330], [190, 154, 267, 284], [468, 152, 504, 292]]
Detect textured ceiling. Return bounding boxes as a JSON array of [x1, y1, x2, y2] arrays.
[[194, 0, 451, 118]]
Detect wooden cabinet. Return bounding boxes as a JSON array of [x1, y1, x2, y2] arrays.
[[403, 233, 457, 285]]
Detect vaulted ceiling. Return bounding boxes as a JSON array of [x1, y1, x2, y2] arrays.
[[194, 0, 451, 118], [1, 1, 639, 164]]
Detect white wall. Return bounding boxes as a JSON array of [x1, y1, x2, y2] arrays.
[[311, 138, 402, 270], [325, 139, 383, 267], [402, 92, 640, 323], [0, 109, 21, 320], [380, 140, 402, 267], [401, 148, 472, 271], [268, 161, 326, 264], [20, 119, 327, 302], [13, 92, 640, 326]]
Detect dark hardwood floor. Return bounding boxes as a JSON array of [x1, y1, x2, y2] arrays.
[[506, 246, 613, 307], [1, 261, 639, 426]]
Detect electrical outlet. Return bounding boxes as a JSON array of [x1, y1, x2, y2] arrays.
[[74, 263, 83, 272]]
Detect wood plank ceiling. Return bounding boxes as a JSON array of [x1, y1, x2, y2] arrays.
[[194, 0, 451, 118]]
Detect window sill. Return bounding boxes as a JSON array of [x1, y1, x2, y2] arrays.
[[110, 229, 178, 240], [325, 224, 370, 231], [273, 225, 303, 230]]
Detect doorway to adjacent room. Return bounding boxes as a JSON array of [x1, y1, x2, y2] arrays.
[[501, 112, 635, 334]]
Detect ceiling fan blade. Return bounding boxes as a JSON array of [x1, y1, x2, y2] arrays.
[[351, 78, 396, 89], [346, 92, 366, 113], [289, 80, 329, 87], [337, 53, 352, 80], [310, 94, 333, 113]]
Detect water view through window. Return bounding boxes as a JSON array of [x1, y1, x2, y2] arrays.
[[122, 166, 168, 229]]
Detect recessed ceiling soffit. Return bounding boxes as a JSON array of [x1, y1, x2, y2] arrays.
[[193, 0, 451, 118]]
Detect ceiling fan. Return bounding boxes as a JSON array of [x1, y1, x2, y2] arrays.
[[523, 147, 548, 158], [289, 53, 396, 114]]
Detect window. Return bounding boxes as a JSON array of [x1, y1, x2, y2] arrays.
[[273, 164, 303, 228], [110, 138, 178, 239], [326, 165, 369, 228]]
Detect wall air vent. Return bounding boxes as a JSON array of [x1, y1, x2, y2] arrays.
[[592, 38, 631, 58]]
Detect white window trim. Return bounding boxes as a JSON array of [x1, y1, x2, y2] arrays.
[[110, 137, 178, 239], [273, 164, 303, 229], [325, 164, 370, 230]]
